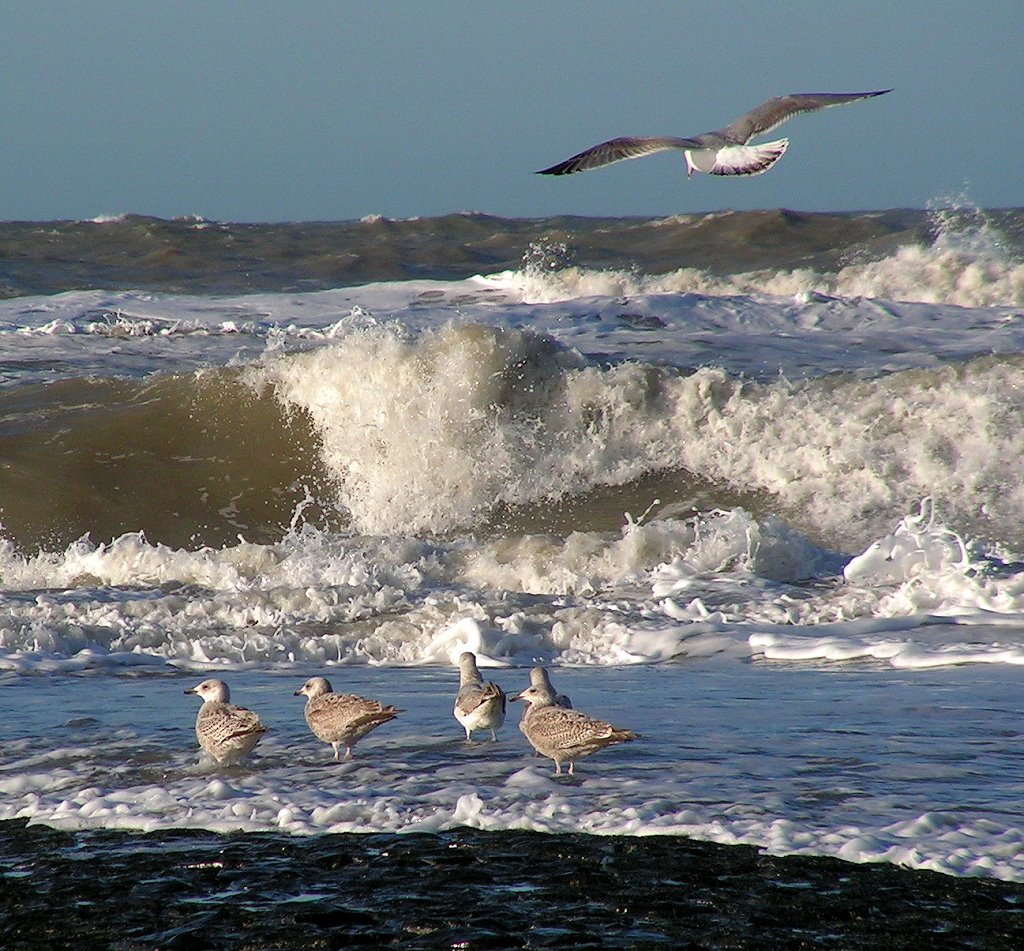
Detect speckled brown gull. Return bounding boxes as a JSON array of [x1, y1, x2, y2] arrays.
[[513, 682, 637, 775], [184, 678, 267, 765], [453, 651, 506, 742], [515, 667, 573, 755], [537, 90, 891, 179], [295, 676, 400, 761]]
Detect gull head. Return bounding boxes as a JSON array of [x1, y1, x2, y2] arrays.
[[510, 683, 556, 708], [185, 678, 230, 703], [295, 676, 333, 700], [529, 667, 556, 690]]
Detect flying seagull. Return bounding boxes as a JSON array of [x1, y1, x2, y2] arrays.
[[537, 90, 891, 179]]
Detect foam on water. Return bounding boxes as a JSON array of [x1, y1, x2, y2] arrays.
[[744, 502, 1024, 669], [2, 505, 1023, 674]]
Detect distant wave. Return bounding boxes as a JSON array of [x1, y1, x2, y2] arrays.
[[3, 206, 1021, 301], [506, 207, 1024, 308]]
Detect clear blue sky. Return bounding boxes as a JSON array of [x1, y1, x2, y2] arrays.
[[2, 1, 1020, 222]]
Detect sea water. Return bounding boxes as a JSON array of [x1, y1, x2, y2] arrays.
[[2, 206, 1024, 946]]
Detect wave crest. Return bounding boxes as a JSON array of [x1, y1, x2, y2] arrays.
[[510, 206, 1024, 308], [260, 323, 1024, 550]]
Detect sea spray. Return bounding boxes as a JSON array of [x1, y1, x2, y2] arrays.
[[259, 322, 1024, 551]]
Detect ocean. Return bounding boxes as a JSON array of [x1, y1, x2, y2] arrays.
[[2, 205, 1024, 948]]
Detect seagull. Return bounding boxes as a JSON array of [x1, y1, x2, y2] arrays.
[[453, 651, 506, 742], [184, 678, 268, 765], [513, 667, 573, 755], [294, 676, 400, 761], [537, 90, 891, 179], [513, 683, 637, 775]]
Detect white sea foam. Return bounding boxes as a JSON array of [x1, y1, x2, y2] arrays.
[[254, 320, 1024, 551], [504, 206, 1024, 309], [1, 506, 1023, 674], [8, 770, 1022, 881], [747, 504, 1024, 668]]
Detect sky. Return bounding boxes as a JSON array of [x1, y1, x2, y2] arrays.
[[2, 1, 1021, 222]]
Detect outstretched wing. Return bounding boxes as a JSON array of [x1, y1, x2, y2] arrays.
[[717, 90, 892, 144], [537, 136, 701, 175]]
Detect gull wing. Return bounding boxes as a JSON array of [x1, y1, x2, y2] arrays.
[[717, 90, 892, 144], [308, 693, 396, 731], [537, 136, 701, 175], [455, 681, 505, 715]]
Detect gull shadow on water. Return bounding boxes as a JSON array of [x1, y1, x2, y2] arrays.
[[2, 820, 1023, 950]]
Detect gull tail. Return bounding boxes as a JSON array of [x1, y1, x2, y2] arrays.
[[710, 138, 789, 177]]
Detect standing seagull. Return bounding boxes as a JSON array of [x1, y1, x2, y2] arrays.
[[184, 678, 268, 765], [537, 90, 891, 179], [516, 667, 573, 755], [295, 676, 400, 762], [453, 651, 506, 742], [513, 683, 637, 775]]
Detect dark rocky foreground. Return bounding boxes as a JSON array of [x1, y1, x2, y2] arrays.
[[2, 819, 1023, 949]]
